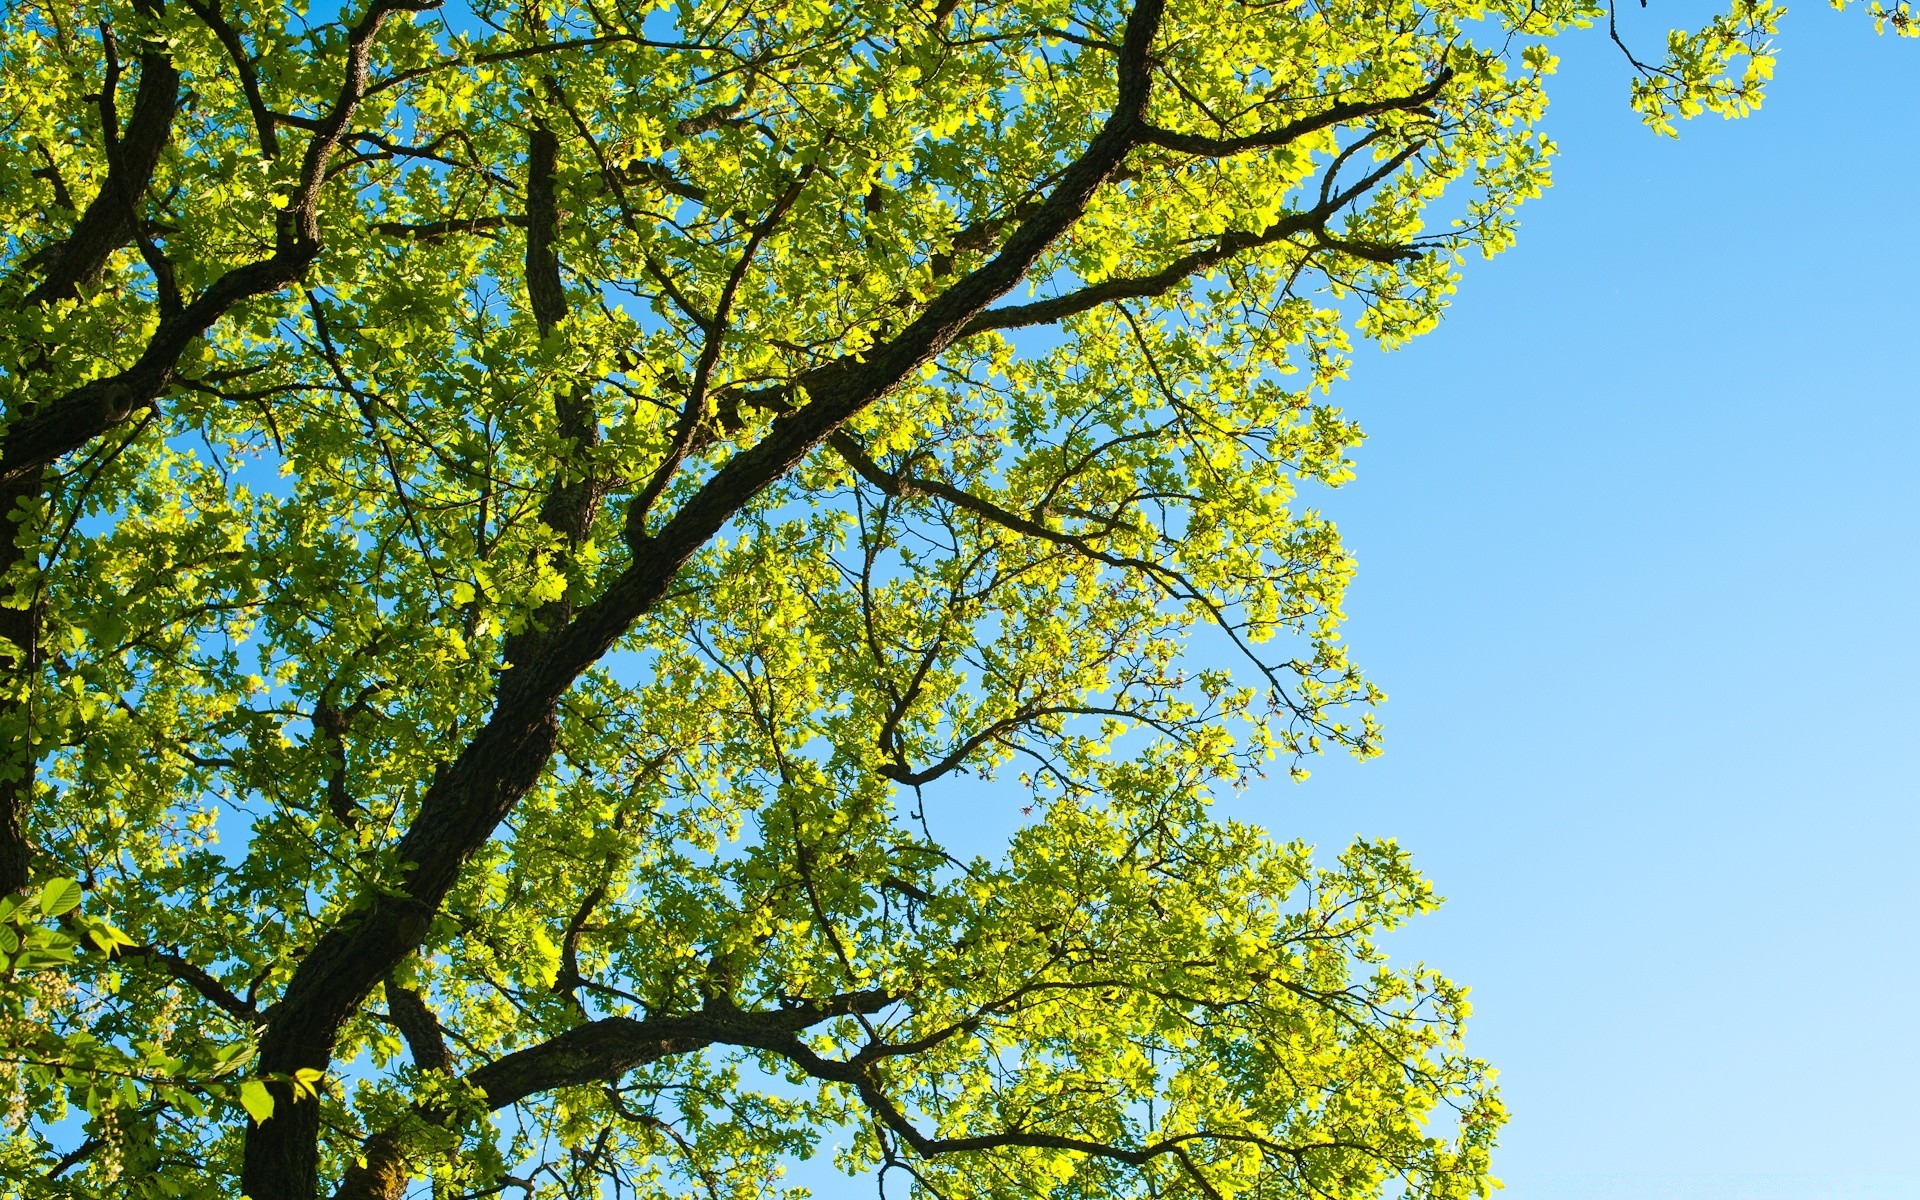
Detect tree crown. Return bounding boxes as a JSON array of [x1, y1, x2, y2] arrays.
[[0, 0, 1885, 1195]]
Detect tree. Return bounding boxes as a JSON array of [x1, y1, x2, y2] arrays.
[[0, 0, 1886, 1194]]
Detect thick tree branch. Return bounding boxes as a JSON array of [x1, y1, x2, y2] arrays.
[[499, 123, 604, 668], [0, 471, 41, 897], [383, 975, 451, 1074], [23, 47, 181, 306], [333, 992, 892, 1200], [524, 125, 568, 338], [470, 991, 892, 1108], [371, 214, 517, 241], [252, 8, 1178, 1197]]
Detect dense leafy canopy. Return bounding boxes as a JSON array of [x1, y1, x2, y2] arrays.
[[0, 0, 1888, 1195]]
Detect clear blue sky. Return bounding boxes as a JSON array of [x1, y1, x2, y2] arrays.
[[1218, 9, 1920, 1197]]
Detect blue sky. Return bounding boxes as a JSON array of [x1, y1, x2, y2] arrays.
[[1212, 9, 1920, 1198]]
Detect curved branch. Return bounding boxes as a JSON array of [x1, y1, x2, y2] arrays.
[[112, 942, 261, 1023], [962, 141, 1426, 336], [334, 991, 893, 1200], [1136, 68, 1452, 159], [181, 0, 280, 157], [383, 976, 451, 1074]]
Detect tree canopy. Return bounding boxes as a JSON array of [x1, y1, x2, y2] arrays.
[[0, 0, 1892, 1195]]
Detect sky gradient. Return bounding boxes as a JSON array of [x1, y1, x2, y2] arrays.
[[1236, 10, 1920, 1197]]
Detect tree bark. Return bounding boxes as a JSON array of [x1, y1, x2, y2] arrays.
[[0, 472, 41, 897]]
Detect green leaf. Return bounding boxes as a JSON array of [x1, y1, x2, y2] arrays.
[[37, 877, 82, 917], [239, 1079, 275, 1124]]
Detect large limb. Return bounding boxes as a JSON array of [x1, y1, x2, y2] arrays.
[[1134, 68, 1451, 159], [240, 2, 1168, 1194], [23, 40, 181, 307], [332, 991, 894, 1200]]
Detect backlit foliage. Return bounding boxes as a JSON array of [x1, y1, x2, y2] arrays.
[[0, 0, 1866, 1194]]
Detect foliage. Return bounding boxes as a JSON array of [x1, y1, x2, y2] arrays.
[[0, 0, 1886, 1195]]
